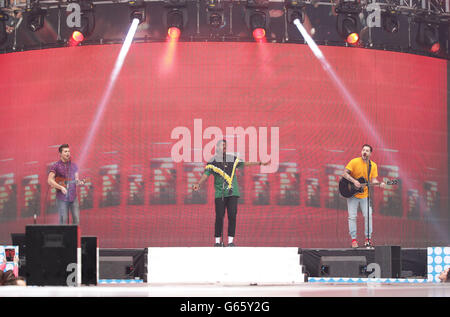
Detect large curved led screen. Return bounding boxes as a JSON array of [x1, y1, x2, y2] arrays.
[[0, 42, 448, 248]]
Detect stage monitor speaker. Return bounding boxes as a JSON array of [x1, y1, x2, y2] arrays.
[[319, 256, 367, 278], [375, 245, 401, 278], [25, 225, 80, 286], [11, 233, 26, 277], [81, 236, 98, 285]]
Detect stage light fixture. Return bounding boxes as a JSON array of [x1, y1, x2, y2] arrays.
[[245, 0, 269, 42], [285, 0, 305, 24], [69, 30, 84, 46], [26, 5, 46, 32], [67, 2, 95, 47], [335, 1, 361, 46], [168, 26, 181, 40], [163, 0, 187, 40], [416, 21, 440, 54], [206, 0, 224, 28], [129, 1, 146, 25], [166, 9, 183, 37], [382, 11, 399, 33]]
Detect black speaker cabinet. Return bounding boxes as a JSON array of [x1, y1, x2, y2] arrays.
[[25, 225, 80, 286], [375, 245, 401, 278], [81, 236, 98, 285], [319, 256, 367, 277]]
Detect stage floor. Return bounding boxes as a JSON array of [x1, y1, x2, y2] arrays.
[[1, 282, 449, 297]]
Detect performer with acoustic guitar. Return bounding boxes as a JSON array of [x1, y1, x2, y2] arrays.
[[341, 144, 386, 248], [48, 144, 84, 225]]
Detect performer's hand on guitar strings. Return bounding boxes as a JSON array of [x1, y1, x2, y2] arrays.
[[60, 186, 68, 195]]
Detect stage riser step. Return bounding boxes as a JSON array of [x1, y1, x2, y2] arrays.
[[147, 247, 304, 284]]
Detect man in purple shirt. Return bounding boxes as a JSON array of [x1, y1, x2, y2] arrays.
[[47, 144, 83, 225]]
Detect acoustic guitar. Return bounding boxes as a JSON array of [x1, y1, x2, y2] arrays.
[[55, 176, 89, 189], [339, 177, 398, 198]]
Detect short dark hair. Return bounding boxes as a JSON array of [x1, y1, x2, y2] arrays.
[[216, 139, 227, 146], [362, 144, 373, 152], [58, 144, 70, 153]]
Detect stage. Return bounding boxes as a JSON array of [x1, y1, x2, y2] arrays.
[[0, 282, 449, 297]]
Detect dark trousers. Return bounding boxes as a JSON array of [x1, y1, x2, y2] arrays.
[[214, 196, 238, 238]]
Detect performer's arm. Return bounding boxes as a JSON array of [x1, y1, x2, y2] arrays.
[[342, 169, 362, 188], [193, 173, 209, 191], [370, 177, 386, 188], [48, 171, 68, 195]]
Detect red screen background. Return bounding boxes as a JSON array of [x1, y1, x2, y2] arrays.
[[0, 43, 447, 248]]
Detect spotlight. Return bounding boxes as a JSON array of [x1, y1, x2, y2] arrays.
[[285, 0, 305, 24], [26, 6, 46, 32], [416, 22, 440, 53], [382, 11, 399, 33], [338, 15, 359, 45], [245, 0, 269, 42], [346, 31, 359, 45], [335, 1, 361, 46], [250, 12, 267, 42], [67, 1, 95, 47], [166, 9, 184, 39], [129, 1, 146, 24], [253, 27, 266, 40], [167, 26, 181, 40], [164, 0, 187, 40], [130, 10, 145, 24], [69, 30, 84, 46], [206, 0, 224, 28]]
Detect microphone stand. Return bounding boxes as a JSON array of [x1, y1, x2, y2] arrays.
[[221, 152, 226, 247]]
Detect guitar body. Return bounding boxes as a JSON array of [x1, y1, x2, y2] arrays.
[[55, 176, 69, 187], [339, 177, 367, 198], [55, 176, 89, 188]]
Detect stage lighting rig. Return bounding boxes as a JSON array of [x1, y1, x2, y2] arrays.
[[382, 9, 399, 33], [129, 0, 146, 25], [67, 1, 95, 47], [335, 1, 361, 46], [414, 14, 443, 54], [206, 0, 225, 28], [416, 21, 440, 53], [284, 0, 305, 25], [245, 0, 270, 42], [26, 4, 46, 32], [163, 0, 187, 40]]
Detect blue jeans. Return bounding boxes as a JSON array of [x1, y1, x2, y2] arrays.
[[57, 198, 80, 225], [347, 196, 372, 239]]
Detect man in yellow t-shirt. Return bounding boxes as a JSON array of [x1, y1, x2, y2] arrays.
[[342, 144, 385, 248]]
